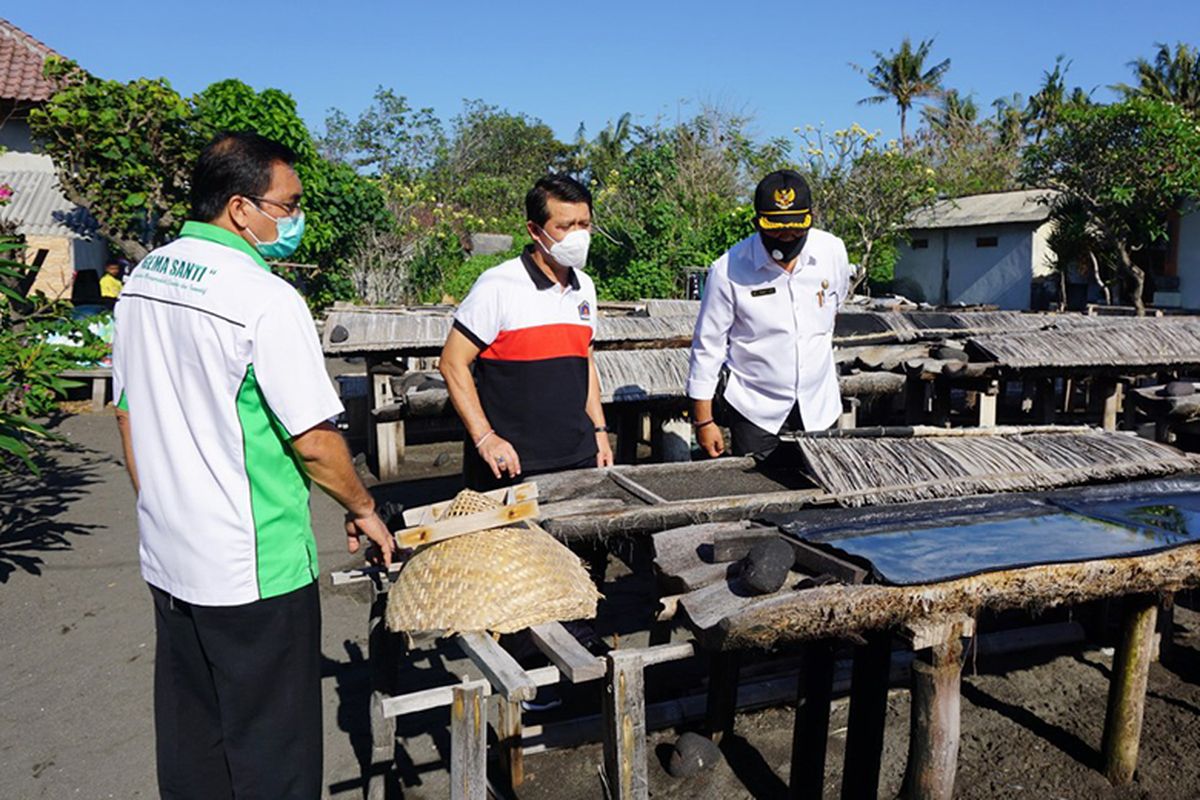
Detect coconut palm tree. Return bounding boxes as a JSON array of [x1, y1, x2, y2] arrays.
[[1025, 55, 1071, 143], [991, 93, 1026, 149], [1114, 42, 1200, 116], [923, 89, 979, 137], [852, 37, 951, 144]]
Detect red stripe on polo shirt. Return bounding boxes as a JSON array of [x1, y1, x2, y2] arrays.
[[479, 323, 592, 362]]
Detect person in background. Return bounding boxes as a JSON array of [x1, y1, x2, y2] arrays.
[[439, 174, 614, 491], [99, 259, 123, 299], [113, 131, 395, 800], [687, 170, 852, 461]]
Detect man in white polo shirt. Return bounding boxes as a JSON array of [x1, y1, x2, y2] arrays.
[[688, 170, 852, 460], [112, 131, 395, 799]]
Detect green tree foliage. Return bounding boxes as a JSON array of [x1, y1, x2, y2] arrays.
[[318, 86, 445, 178], [588, 108, 791, 299], [1114, 42, 1200, 116], [853, 37, 951, 143], [29, 58, 199, 262], [1022, 98, 1200, 315], [799, 125, 938, 290], [31, 65, 389, 308]]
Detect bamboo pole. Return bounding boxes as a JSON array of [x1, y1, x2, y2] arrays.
[[1101, 595, 1158, 786]]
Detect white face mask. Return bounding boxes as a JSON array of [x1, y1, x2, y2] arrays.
[[537, 227, 591, 271]]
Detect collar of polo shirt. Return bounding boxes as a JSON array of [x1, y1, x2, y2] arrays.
[[520, 245, 580, 291], [180, 221, 272, 271]]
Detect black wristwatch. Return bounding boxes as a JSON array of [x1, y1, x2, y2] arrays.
[[594, 425, 610, 433]]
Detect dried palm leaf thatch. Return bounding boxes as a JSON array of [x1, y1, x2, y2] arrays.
[[968, 317, 1200, 369], [385, 490, 602, 635], [717, 543, 1200, 650], [796, 428, 1199, 508]]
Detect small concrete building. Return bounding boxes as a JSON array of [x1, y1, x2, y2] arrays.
[[892, 189, 1057, 310], [0, 18, 104, 299], [1166, 202, 1200, 310]]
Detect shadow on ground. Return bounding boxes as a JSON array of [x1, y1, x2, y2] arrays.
[[0, 435, 106, 582]]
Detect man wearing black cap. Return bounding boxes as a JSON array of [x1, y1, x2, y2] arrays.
[[687, 170, 851, 459]]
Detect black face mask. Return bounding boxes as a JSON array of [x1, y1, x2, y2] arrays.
[[759, 231, 807, 264]]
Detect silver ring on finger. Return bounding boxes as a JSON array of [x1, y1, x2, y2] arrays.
[[496, 454, 506, 463]]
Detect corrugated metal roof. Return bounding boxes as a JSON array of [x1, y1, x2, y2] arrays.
[[0, 18, 59, 103], [0, 167, 98, 239], [908, 189, 1058, 230]]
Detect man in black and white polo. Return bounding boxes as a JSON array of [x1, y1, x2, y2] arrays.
[[439, 174, 614, 490]]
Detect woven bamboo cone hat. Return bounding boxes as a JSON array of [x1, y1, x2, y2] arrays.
[[385, 489, 602, 635]]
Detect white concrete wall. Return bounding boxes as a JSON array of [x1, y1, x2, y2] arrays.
[[894, 222, 1041, 309], [1178, 206, 1200, 310], [892, 232, 944, 303]]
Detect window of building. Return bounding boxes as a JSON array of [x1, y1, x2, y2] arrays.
[[976, 236, 998, 248], [911, 238, 929, 250]]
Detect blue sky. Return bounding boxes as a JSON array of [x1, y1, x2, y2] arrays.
[[9, 2, 1199, 147]]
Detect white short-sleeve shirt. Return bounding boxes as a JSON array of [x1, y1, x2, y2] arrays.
[[113, 221, 343, 606], [687, 231, 851, 432]]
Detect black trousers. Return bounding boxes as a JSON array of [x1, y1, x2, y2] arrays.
[[152, 581, 322, 800], [726, 401, 805, 461]]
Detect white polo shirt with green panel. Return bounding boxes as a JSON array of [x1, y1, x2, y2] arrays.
[[113, 221, 343, 606]]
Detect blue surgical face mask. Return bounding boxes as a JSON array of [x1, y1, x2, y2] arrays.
[[246, 203, 305, 259]]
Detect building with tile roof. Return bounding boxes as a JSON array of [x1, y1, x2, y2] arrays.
[[0, 18, 106, 300]]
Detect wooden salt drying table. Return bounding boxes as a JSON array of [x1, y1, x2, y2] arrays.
[[645, 462, 1200, 798], [340, 425, 1199, 799]]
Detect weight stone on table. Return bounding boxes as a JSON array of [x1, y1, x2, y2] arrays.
[[931, 345, 968, 362], [1162, 381, 1196, 397], [740, 538, 793, 595], [329, 324, 349, 343], [667, 732, 722, 778]]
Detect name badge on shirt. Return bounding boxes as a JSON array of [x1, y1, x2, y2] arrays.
[[751, 287, 776, 297]]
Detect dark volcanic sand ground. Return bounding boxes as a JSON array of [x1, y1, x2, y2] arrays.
[[5, 402, 1200, 799]]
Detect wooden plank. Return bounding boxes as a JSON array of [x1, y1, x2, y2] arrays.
[[652, 520, 752, 574], [396, 498, 539, 548], [609, 470, 668, 505], [665, 561, 738, 594], [977, 380, 998, 428], [402, 482, 538, 526], [786, 540, 869, 585], [372, 371, 401, 481], [497, 698, 524, 790], [537, 497, 629, 519], [705, 651, 740, 743], [456, 632, 537, 702], [602, 650, 649, 800], [529, 622, 605, 683], [90, 375, 107, 411], [450, 681, 488, 800], [841, 632, 892, 800], [679, 570, 811, 631], [1101, 595, 1159, 786], [711, 528, 782, 562], [368, 691, 393, 800], [791, 640, 835, 799]]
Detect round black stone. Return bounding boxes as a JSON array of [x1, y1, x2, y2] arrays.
[[932, 345, 968, 362], [1162, 381, 1195, 397], [741, 538, 793, 595], [329, 324, 350, 343], [667, 732, 722, 778]]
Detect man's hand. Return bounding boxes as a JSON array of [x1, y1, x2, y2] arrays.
[[596, 431, 614, 468], [697, 423, 725, 459], [477, 433, 522, 479], [345, 510, 395, 566]]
